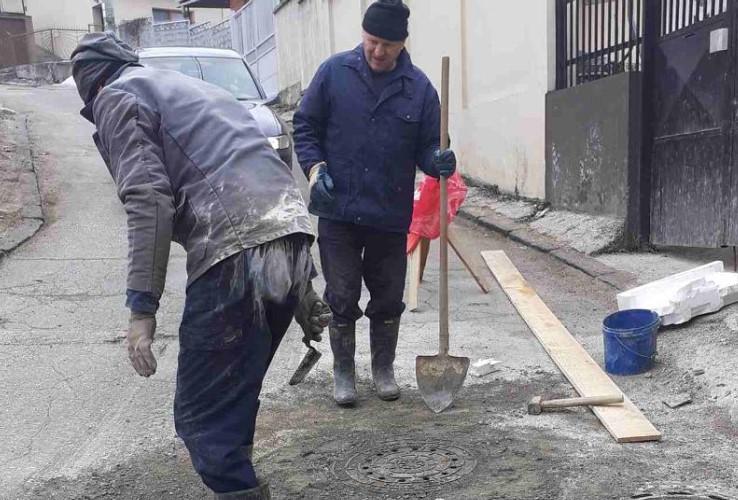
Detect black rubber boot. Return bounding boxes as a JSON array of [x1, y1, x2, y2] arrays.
[[370, 318, 401, 401], [214, 480, 271, 499], [329, 322, 357, 406]]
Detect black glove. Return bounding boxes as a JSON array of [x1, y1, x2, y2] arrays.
[[309, 162, 334, 211], [294, 282, 332, 343], [432, 149, 457, 178]]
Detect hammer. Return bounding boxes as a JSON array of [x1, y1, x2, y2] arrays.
[[528, 394, 624, 415]]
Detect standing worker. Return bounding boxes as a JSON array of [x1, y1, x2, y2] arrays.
[[293, 0, 457, 406], [71, 33, 330, 500]]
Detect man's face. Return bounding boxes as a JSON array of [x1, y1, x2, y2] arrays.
[[362, 31, 405, 73]]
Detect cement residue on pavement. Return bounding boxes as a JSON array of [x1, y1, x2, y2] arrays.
[[463, 185, 623, 255]]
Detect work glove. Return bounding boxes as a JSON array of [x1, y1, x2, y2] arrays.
[[432, 149, 457, 178], [294, 282, 332, 343], [309, 162, 334, 211], [127, 312, 157, 377]]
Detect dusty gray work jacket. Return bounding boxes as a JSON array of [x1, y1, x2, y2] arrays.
[[86, 66, 313, 299]]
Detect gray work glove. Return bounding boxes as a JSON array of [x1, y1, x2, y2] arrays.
[[294, 282, 332, 343], [127, 312, 157, 377]]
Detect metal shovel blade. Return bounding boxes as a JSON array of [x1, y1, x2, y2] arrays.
[[416, 353, 470, 413], [289, 346, 322, 386]]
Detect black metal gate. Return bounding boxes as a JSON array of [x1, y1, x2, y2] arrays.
[[650, 0, 735, 247]]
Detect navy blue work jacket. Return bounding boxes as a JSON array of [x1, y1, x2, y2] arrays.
[[293, 45, 441, 233]]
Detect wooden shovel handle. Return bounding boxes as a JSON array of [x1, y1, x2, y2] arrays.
[[439, 56, 450, 355]]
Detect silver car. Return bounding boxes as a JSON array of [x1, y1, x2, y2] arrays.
[[138, 46, 293, 166]]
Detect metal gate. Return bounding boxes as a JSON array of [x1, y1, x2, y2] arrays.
[[230, 0, 277, 96], [650, 0, 735, 246]]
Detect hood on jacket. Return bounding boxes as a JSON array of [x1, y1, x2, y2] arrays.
[[71, 32, 139, 105]]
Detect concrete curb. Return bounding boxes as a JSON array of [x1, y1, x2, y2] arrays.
[[0, 113, 44, 263], [458, 207, 637, 291]]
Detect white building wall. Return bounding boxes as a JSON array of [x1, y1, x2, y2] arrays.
[[113, 0, 227, 25], [23, 0, 95, 30], [274, 0, 332, 92], [275, 0, 555, 198]]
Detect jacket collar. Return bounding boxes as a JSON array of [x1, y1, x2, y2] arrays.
[[343, 44, 416, 81]]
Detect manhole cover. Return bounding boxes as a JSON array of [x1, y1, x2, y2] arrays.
[[342, 439, 476, 487], [634, 496, 730, 500], [632, 492, 734, 500]]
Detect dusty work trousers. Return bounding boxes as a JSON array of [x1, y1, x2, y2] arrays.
[[174, 234, 312, 494], [318, 218, 407, 324]]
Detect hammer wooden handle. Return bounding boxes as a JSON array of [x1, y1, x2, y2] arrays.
[[541, 395, 623, 409]]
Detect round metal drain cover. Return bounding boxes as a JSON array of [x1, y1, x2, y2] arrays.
[[343, 440, 476, 487], [635, 496, 729, 500], [633, 493, 734, 500]]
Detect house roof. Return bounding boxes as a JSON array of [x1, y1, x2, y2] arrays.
[[179, 0, 229, 8]]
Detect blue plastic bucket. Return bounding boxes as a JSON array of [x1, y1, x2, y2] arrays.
[[602, 309, 660, 375]]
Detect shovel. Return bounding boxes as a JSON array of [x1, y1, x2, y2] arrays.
[[416, 56, 470, 414]]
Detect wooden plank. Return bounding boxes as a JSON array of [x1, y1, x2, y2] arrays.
[[418, 238, 431, 283], [407, 244, 422, 311], [448, 225, 491, 294], [481, 250, 662, 443]]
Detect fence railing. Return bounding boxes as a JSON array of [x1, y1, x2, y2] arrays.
[[0, 28, 90, 68], [660, 0, 729, 37], [231, 0, 277, 94], [190, 18, 232, 48], [556, 0, 733, 89], [555, 0, 645, 90], [118, 16, 232, 49]]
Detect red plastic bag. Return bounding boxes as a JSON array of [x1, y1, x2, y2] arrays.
[[407, 172, 468, 254]]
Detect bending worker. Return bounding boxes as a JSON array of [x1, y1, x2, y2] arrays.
[[293, 0, 457, 406], [71, 32, 330, 500]]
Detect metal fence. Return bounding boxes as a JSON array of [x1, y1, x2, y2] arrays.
[[0, 28, 90, 67], [660, 0, 729, 36], [118, 18, 191, 48], [189, 18, 232, 49], [231, 0, 277, 95], [118, 17, 232, 49], [555, 0, 645, 89]]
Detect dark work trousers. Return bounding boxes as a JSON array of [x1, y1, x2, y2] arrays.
[[318, 218, 407, 325], [174, 234, 312, 494]]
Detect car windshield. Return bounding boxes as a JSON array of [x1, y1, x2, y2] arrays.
[[141, 56, 262, 101], [141, 56, 201, 80], [198, 57, 262, 100]]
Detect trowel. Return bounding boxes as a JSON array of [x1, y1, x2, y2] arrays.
[[289, 338, 322, 385]]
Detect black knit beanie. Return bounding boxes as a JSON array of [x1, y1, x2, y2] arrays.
[[362, 0, 410, 42]]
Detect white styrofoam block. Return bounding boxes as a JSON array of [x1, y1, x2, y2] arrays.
[[470, 358, 501, 377], [617, 262, 738, 326]]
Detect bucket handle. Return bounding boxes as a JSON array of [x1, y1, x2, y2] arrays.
[[611, 332, 657, 360]]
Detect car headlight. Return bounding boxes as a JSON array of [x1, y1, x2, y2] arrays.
[[268, 135, 290, 150]]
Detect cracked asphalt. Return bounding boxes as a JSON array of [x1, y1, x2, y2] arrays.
[[1, 85, 737, 500]]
